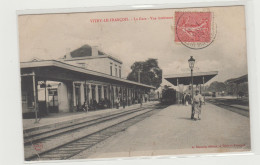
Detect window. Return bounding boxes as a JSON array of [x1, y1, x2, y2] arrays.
[[115, 68, 117, 77], [119, 66, 121, 78], [115, 65, 118, 77], [110, 64, 113, 76]]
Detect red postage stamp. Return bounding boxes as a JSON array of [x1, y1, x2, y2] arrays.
[[175, 12, 212, 43]]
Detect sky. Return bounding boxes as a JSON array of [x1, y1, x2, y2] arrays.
[[18, 6, 248, 86]]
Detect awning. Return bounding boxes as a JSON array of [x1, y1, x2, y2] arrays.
[[20, 60, 155, 89], [226, 74, 248, 84], [164, 71, 218, 86]]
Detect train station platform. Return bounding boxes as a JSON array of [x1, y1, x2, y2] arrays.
[[206, 97, 250, 111], [72, 102, 251, 159], [23, 101, 157, 131]]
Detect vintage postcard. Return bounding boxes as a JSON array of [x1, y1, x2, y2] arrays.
[[18, 5, 250, 161]]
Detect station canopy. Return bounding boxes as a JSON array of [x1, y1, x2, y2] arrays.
[[20, 60, 155, 90], [164, 71, 218, 86], [226, 74, 248, 84]]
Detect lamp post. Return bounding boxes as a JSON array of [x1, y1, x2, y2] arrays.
[[188, 56, 195, 119]]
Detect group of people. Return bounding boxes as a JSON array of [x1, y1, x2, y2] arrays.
[[79, 95, 143, 112], [115, 96, 143, 109], [182, 90, 204, 121], [115, 97, 127, 109], [78, 98, 111, 112]]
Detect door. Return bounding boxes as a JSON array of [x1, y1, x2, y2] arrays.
[[48, 89, 59, 113]]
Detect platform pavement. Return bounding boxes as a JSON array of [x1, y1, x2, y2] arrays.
[[72, 102, 251, 159], [230, 104, 249, 111], [23, 101, 157, 131]]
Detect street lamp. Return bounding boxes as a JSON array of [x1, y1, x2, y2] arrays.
[[188, 56, 195, 119]]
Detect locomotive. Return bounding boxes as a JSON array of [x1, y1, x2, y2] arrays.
[[160, 88, 178, 104]]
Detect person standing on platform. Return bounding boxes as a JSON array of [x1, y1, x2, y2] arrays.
[[185, 93, 190, 106], [182, 93, 185, 105], [122, 95, 126, 109], [187, 93, 191, 104], [115, 97, 120, 109], [192, 89, 204, 120]]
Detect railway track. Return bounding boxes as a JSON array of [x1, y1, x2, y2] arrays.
[[24, 106, 150, 145], [206, 99, 249, 117], [25, 104, 166, 161]]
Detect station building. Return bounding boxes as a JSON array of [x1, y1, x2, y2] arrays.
[[21, 44, 155, 117]]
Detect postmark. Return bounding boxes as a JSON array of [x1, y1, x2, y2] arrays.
[[33, 143, 43, 151], [175, 11, 217, 49]]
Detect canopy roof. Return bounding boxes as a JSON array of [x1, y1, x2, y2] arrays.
[[20, 60, 155, 89], [164, 71, 218, 86], [226, 74, 248, 84]]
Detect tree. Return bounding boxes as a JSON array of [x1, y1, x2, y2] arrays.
[[225, 81, 248, 96], [207, 81, 226, 92], [127, 58, 162, 88], [225, 81, 236, 95]]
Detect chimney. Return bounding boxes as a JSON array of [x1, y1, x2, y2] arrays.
[[66, 48, 71, 59], [92, 46, 99, 56]]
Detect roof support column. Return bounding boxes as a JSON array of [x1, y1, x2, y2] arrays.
[[131, 88, 133, 103], [202, 76, 205, 101], [95, 85, 99, 103], [113, 86, 116, 100], [120, 86, 123, 103], [129, 88, 132, 105], [126, 87, 129, 106], [106, 85, 109, 99], [133, 88, 135, 103], [84, 81, 87, 102], [110, 85, 114, 108], [202, 76, 205, 94], [80, 83, 84, 106], [73, 82, 76, 107], [88, 84, 92, 102], [44, 80, 49, 115], [132, 88, 134, 104], [32, 71, 39, 123], [177, 78, 179, 104], [101, 85, 104, 99], [84, 82, 89, 112]]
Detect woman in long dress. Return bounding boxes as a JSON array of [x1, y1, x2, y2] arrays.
[[192, 89, 204, 120]]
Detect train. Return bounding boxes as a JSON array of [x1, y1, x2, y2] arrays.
[[160, 88, 178, 104]]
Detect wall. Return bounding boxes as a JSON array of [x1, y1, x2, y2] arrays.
[[21, 77, 34, 113], [64, 57, 122, 77]]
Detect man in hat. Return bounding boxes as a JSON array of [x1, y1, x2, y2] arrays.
[[192, 89, 204, 120]]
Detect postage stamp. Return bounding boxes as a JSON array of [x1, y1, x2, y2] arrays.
[[175, 11, 217, 49]]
